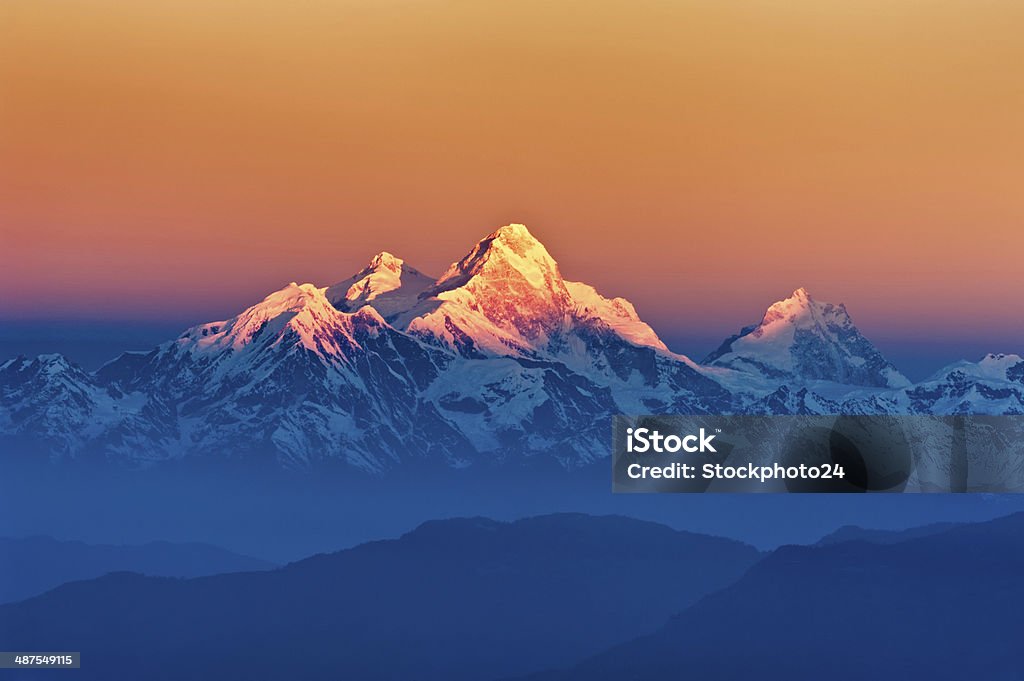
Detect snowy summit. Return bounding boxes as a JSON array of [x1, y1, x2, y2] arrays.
[[704, 287, 910, 388]]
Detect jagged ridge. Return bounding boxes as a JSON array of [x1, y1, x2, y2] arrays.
[[1, 226, 1020, 472]]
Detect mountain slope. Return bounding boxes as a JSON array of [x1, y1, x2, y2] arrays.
[[392, 224, 730, 415], [528, 512, 1024, 681], [398, 224, 676, 361], [0, 354, 114, 460], [814, 521, 964, 546], [563, 280, 667, 352], [91, 282, 475, 470], [398, 224, 582, 358], [706, 287, 909, 388], [0, 514, 760, 681], [326, 251, 435, 321], [0, 536, 274, 604]]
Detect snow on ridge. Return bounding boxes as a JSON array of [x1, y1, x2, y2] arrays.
[[564, 280, 668, 352], [395, 224, 576, 357], [421, 223, 567, 298], [177, 282, 365, 359], [706, 287, 910, 389], [4, 223, 1022, 473], [926, 353, 1024, 384], [393, 223, 694, 366], [326, 252, 435, 320]]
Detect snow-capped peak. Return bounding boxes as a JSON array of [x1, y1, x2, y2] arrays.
[[760, 288, 844, 326], [0, 353, 85, 382], [421, 223, 566, 299], [366, 251, 404, 273], [705, 288, 909, 388], [400, 224, 575, 357], [180, 282, 363, 357], [326, 252, 435, 320], [395, 224, 682, 360], [979, 352, 1024, 369], [927, 353, 1024, 384]]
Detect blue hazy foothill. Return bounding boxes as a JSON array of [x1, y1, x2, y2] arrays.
[[0, 514, 759, 681], [2, 512, 1023, 681], [522, 512, 1024, 681], [0, 535, 275, 604]]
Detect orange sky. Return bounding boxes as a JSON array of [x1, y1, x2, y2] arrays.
[[1, 0, 1022, 345]]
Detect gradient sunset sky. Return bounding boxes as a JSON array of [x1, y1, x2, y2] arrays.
[[1, 0, 1021, 364]]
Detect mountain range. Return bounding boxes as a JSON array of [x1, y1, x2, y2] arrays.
[[525, 512, 1024, 681], [0, 514, 760, 681], [1, 224, 1021, 472], [3, 512, 1021, 681], [0, 536, 274, 604]]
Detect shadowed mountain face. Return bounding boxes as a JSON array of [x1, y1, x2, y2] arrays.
[[0, 514, 759, 681], [0, 536, 275, 604], [525, 512, 1024, 681]]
